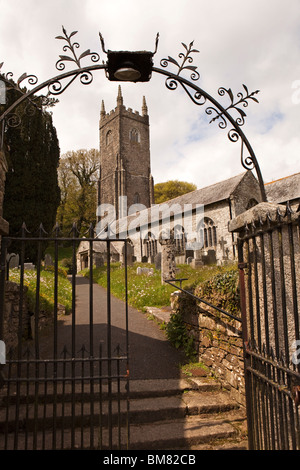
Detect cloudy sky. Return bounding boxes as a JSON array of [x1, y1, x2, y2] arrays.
[[0, 0, 299, 189]]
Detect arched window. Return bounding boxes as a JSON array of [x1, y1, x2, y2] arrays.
[[106, 130, 112, 145], [174, 225, 186, 254], [130, 128, 140, 143], [197, 218, 217, 249], [133, 192, 140, 204], [144, 232, 157, 258]]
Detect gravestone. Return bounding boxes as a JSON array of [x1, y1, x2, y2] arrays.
[[44, 253, 53, 267], [159, 231, 176, 285], [136, 267, 154, 275], [154, 252, 161, 271], [94, 254, 104, 267], [24, 263, 35, 270], [7, 253, 19, 269], [191, 258, 203, 269], [122, 243, 133, 266]]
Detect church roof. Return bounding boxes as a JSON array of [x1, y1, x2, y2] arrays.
[[264, 172, 300, 204], [159, 172, 247, 207], [98, 172, 250, 237]]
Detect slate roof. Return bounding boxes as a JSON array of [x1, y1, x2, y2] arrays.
[[265, 172, 300, 204], [96, 172, 249, 237], [155, 172, 247, 208]]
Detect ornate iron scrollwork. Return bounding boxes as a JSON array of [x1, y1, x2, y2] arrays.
[[0, 28, 267, 201], [49, 27, 101, 96], [160, 41, 200, 80], [156, 40, 266, 200], [160, 41, 260, 137], [55, 27, 100, 71]]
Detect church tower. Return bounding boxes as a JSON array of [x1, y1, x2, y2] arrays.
[[98, 86, 154, 219]]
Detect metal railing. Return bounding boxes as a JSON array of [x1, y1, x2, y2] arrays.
[[164, 277, 242, 323]]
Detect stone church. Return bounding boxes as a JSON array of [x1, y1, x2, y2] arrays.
[[77, 88, 300, 271]]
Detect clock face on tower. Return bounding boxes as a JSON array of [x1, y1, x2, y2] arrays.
[[0, 80, 6, 104]]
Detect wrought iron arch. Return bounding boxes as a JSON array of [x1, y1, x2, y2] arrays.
[[0, 26, 266, 200]]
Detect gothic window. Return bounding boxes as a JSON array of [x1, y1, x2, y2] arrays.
[[130, 128, 140, 143], [197, 218, 217, 249], [106, 130, 112, 145], [174, 225, 186, 254], [133, 192, 140, 204], [144, 232, 157, 258]]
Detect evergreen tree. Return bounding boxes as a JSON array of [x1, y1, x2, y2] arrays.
[[3, 83, 60, 261]]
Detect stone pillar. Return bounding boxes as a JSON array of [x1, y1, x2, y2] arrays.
[[0, 149, 9, 237], [229, 202, 300, 361], [159, 231, 176, 285]]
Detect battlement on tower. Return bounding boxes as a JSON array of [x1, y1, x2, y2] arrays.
[[100, 86, 148, 128]]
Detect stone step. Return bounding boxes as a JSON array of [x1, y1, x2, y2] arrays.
[[1, 415, 241, 450], [0, 378, 247, 450], [0, 388, 239, 432], [0, 377, 221, 405]]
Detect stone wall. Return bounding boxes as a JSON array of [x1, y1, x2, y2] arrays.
[[3, 281, 30, 351], [170, 290, 245, 405]]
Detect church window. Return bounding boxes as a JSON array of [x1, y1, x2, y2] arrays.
[[130, 128, 140, 143], [144, 232, 157, 258], [197, 218, 217, 249], [133, 192, 140, 204], [106, 130, 112, 145], [174, 225, 186, 254]]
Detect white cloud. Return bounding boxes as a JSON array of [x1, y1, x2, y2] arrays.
[[0, 0, 299, 190]]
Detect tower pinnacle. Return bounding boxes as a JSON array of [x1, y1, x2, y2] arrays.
[[142, 96, 148, 116], [100, 100, 106, 117], [117, 85, 123, 107]]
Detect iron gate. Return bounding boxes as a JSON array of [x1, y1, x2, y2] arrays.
[[0, 226, 130, 450], [237, 204, 300, 450]]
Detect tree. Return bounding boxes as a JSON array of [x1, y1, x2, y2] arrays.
[[154, 180, 197, 204], [56, 149, 100, 235], [3, 84, 60, 261]]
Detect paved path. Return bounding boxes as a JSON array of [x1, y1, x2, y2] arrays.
[[40, 275, 186, 380]]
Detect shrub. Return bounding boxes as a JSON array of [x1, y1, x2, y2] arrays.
[[194, 266, 240, 317], [166, 311, 196, 360]]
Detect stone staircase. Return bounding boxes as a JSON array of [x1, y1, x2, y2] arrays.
[[121, 377, 248, 450], [0, 375, 248, 450]]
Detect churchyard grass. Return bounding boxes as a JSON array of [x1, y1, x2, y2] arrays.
[[81, 262, 237, 312], [9, 267, 73, 316]]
